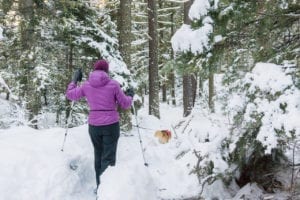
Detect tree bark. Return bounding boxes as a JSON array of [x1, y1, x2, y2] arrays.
[[183, 74, 193, 117], [182, 0, 194, 117], [208, 66, 215, 113], [199, 75, 203, 97], [118, 0, 133, 131], [19, 0, 41, 129], [158, 0, 167, 103], [191, 73, 197, 107], [184, 0, 193, 24], [65, 45, 74, 125], [119, 0, 132, 67], [162, 80, 167, 102], [169, 72, 176, 105], [148, 0, 160, 118], [170, 7, 176, 106]]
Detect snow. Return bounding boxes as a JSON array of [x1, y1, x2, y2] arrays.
[[171, 0, 220, 54], [189, 0, 210, 20], [245, 63, 293, 95], [220, 4, 234, 17], [171, 0, 215, 54], [0, 126, 95, 200], [242, 63, 300, 154], [0, 27, 3, 40], [0, 103, 203, 200], [0, 99, 235, 200], [0, 62, 299, 199], [214, 35, 223, 43], [201, 180, 232, 199], [35, 66, 50, 91], [0, 75, 11, 94], [232, 183, 264, 200], [171, 22, 213, 54]]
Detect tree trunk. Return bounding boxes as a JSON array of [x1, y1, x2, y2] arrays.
[[169, 7, 176, 106], [158, 0, 167, 103], [191, 73, 197, 107], [119, 0, 132, 67], [169, 72, 176, 105], [6, 92, 9, 100], [43, 89, 48, 106], [162, 80, 167, 102], [208, 66, 215, 113], [118, 0, 133, 131], [19, 0, 40, 129], [65, 45, 74, 125], [182, 0, 194, 117], [199, 75, 203, 97], [184, 0, 193, 24], [148, 0, 160, 118], [183, 74, 193, 117]]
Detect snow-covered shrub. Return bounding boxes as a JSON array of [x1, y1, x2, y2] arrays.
[[0, 99, 25, 129], [0, 75, 25, 129], [222, 63, 300, 189]]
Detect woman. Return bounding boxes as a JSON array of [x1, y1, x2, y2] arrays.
[[66, 59, 134, 189]]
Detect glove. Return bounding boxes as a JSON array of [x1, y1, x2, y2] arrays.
[[72, 68, 83, 84], [125, 88, 134, 97]]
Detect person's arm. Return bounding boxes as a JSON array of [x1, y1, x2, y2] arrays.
[[66, 69, 85, 101], [115, 84, 133, 109], [66, 82, 85, 101]]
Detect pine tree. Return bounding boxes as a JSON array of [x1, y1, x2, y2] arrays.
[[157, 0, 180, 105], [0, 0, 133, 128], [131, 0, 149, 99]]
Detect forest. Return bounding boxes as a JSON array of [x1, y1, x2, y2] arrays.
[[0, 0, 299, 200]]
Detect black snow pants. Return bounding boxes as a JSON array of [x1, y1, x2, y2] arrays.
[[88, 122, 120, 187]]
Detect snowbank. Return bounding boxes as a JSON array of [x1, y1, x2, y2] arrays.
[[0, 103, 204, 200], [0, 125, 95, 200]]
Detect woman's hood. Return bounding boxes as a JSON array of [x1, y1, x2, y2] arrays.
[[88, 70, 110, 88]]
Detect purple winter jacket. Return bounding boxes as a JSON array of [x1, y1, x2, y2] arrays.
[[66, 70, 132, 126]]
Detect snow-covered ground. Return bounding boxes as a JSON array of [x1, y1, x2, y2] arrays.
[[0, 63, 299, 200], [3, 104, 291, 200], [0, 103, 204, 200]]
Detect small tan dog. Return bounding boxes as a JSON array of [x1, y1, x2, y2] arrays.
[[154, 130, 172, 144]]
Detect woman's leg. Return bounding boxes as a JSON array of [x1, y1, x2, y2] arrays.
[[100, 122, 120, 175], [89, 125, 103, 187]]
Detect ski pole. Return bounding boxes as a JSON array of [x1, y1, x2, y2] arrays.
[[61, 101, 75, 152], [132, 104, 149, 167]]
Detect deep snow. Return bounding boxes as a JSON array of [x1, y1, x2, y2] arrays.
[[0, 63, 299, 200], [0, 104, 204, 200]]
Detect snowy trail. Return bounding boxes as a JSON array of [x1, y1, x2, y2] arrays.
[[0, 126, 96, 200], [98, 104, 206, 199], [0, 103, 210, 200]]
